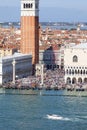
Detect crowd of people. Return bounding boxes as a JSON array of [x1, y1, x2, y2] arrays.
[[3, 68, 65, 90], [20, 68, 65, 90]]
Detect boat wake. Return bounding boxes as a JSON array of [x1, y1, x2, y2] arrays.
[[46, 114, 87, 122], [46, 114, 70, 121]]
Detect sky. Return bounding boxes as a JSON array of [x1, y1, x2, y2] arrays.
[[0, 0, 87, 22]]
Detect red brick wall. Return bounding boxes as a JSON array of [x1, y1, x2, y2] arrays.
[[21, 16, 39, 64]]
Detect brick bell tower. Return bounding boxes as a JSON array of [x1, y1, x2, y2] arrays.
[[21, 0, 39, 65]]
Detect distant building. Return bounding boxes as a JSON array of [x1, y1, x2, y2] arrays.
[[0, 53, 32, 85], [39, 45, 64, 69], [39, 49, 60, 69], [64, 43, 87, 84], [0, 48, 17, 57]]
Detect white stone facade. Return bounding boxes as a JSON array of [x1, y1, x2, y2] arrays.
[[21, 0, 39, 16], [64, 43, 87, 84], [0, 53, 32, 84]]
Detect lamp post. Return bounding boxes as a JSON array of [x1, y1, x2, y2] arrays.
[[41, 63, 44, 86], [12, 59, 16, 84]]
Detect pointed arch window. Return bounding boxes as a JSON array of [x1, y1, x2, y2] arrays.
[[31, 3, 33, 8], [73, 55, 78, 62], [28, 3, 31, 8], [26, 3, 29, 8], [23, 3, 26, 8]]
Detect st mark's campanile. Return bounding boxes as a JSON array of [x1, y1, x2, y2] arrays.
[[21, 0, 39, 65]]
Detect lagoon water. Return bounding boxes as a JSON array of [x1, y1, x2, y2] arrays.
[[0, 90, 87, 130]]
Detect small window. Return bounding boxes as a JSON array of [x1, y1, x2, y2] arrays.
[[23, 3, 26, 8], [73, 55, 78, 62], [26, 4, 29, 8], [24, 3, 33, 8], [31, 3, 33, 8], [29, 3, 31, 8]]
